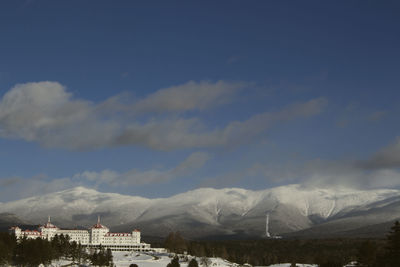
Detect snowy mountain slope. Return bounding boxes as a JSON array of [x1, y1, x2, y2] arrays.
[[114, 185, 400, 237], [1, 184, 400, 238], [285, 198, 400, 238], [257, 185, 399, 219], [0, 187, 153, 227], [0, 212, 31, 231]]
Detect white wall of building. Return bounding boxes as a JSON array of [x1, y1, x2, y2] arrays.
[[9, 218, 151, 251]]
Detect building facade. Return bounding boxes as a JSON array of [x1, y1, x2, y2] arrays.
[[10, 217, 151, 251]]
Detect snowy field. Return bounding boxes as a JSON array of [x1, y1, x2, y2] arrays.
[[111, 251, 242, 267], [47, 251, 320, 267], [109, 251, 319, 267], [261, 265, 316, 267]]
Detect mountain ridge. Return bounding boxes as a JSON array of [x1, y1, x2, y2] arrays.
[[1, 184, 400, 238]]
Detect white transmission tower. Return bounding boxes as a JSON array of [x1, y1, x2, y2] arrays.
[[265, 213, 271, 238]]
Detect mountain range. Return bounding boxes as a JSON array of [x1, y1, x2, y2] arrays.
[[1, 184, 400, 239]]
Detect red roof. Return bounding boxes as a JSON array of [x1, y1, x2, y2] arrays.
[[42, 217, 58, 229], [43, 222, 58, 229], [23, 230, 41, 235], [105, 233, 131, 237], [91, 223, 108, 229]]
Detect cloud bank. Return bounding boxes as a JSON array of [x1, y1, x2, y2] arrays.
[[235, 136, 400, 190], [358, 137, 400, 170], [0, 152, 211, 201], [73, 151, 211, 186], [133, 80, 244, 113], [0, 82, 118, 149], [0, 81, 326, 150]]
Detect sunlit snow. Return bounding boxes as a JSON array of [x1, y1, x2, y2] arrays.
[[47, 251, 320, 267]]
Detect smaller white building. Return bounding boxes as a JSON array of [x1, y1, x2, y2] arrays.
[[10, 217, 151, 251]]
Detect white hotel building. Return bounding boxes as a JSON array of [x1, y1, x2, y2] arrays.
[[10, 217, 151, 251]]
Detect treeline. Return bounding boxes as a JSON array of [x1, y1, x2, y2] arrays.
[[166, 256, 200, 267], [0, 233, 113, 266], [163, 221, 400, 267]]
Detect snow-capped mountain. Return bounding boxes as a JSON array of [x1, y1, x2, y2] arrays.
[[0, 187, 153, 228], [1, 184, 400, 238]]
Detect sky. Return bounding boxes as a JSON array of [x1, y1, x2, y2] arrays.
[[0, 0, 400, 201]]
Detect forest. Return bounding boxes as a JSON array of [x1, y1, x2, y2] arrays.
[[0, 233, 113, 266], [162, 221, 400, 267], [0, 221, 399, 266]]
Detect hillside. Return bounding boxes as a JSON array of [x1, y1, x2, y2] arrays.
[[1, 185, 400, 238]]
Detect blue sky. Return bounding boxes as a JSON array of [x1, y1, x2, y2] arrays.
[[0, 0, 400, 201]]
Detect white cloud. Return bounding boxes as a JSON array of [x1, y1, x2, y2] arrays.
[[358, 137, 400, 169], [73, 151, 211, 186], [0, 152, 211, 201], [73, 170, 120, 183], [299, 159, 400, 189], [201, 136, 400, 190], [0, 81, 326, 150], [250, 156, 400, 190], [0, 81, 119, 150], [172, 151, 211, 175], [132, 80, 245, 113], [0, 176, 78, 202], [116, 98, 327, 150]]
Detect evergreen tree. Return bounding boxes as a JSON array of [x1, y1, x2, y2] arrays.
[[2, 232, 92, 266], [14, 237, 54, 266], [0, 241, 8, 265], [384, 220, 400, 267], [90, 248, 113, 266], [167, 256, 180, 267], [98, 247, 106, 266], [188, 258, 199, 267], [0, 232, 15, 265], [357, 241, 377, 267], [76, 243, 85, 265], [91, 251, 99, 266], [219, 247, 229, 260], [70, 241, 78, 261], [106, 248, 113, 267], [164, 232, 187, 254]]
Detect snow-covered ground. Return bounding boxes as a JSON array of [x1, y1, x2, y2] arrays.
[[112, 251, 165, 267], [111, 251, 240, 267], [263, 265, 316, 267], [111, 252, 320, 267], [47, 251, 319, 267]]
